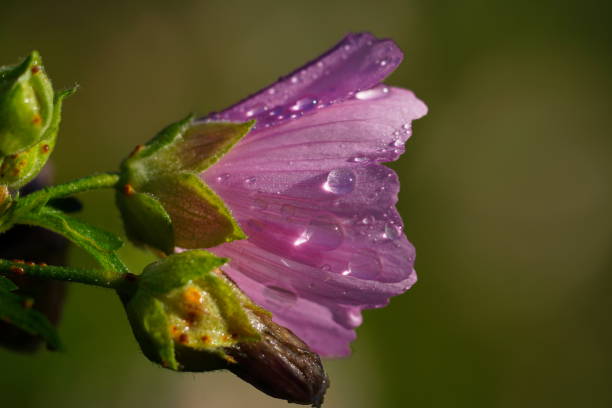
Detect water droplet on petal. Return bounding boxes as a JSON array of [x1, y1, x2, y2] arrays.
[[216, 173, 231, 183], [383, 223, 402, 240], [263, 285, 297, 308], [323, 168, 356, 194], [290, 76, 299, 84], [289, 97, 318, 112], [251, 197, 268, 210], [293, 218, 343, 251], [245, 104, 267, 118], [345, 250, 383, 279], [355, 84, 390, 101], [348, 156, 369, 163], [267, 87, 276, 95], [347, 309, 362, 327], [243, 176, 256, 187]]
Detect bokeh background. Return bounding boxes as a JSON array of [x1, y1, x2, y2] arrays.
[[1, 1, 611, 407]]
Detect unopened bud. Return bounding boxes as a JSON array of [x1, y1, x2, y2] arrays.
[[0, 51, 54, 156], [225, 307, 329, 407]]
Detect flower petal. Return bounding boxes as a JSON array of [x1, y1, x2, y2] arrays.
[[206, 32, 404, 131], [203, 87, 426, 356]]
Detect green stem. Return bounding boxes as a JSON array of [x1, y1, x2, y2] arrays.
[[19, 172, 120, 207], [0, 259, 132, 290]]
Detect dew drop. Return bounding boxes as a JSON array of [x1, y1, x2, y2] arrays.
[[245, 104, 268, 118], [216, 173, 231, 183], [402, 123, 411, 130], [293, 218, 343, 251], [345, 250, 383, 279], [348, 156, 369, 163], [267, 87, 276, 95], [289, 97, 318, 112], [383, 223, 402, 240], [263, 285, 297, 307], [378, 58, 389, 67], [251, 196, 268, 210], [290, 76, 299, 84], [355, 84, 390, 101], [323, 168, 356, 194], [243, 176, 256, 187]]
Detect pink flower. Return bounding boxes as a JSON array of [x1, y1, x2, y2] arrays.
[[201, 33, 427, 357]]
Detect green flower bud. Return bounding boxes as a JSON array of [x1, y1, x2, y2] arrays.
[[0, 52, 54, 156], [122, 250, 261, 370], [0, 87, 74, 189], [122, 250, 329, 406], [117, 115, 253, 254]]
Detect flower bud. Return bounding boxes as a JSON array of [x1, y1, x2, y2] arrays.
[[116, 116, 252, 254], [0, 51, 54, 156], [224, 307, 329, 407], [122, 250, 328, 405]]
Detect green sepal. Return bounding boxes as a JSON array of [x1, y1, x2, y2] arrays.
[[145, 173, 245, 249], [125, 291, 178, 370], [18, 206, 128, 273], [0, 51, 54, 156], [0, 279, 62, 350], [0, 87, 76, 189], [123, 250, 261, 371], [116, 190, 174, 254], [117, 116, 254, 254]]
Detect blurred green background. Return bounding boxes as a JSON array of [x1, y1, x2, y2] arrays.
[[1, 0, 611, 407]]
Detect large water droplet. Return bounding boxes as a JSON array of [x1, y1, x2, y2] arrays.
[[343, 250, 382, 279], [355, 84, 390, 101], [323, 168, 356, 194], [263, 285, 297, 308], [293, 218, 343, 251]]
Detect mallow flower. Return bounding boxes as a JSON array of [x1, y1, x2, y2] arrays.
[[201, 32, 427, 357], [118, 32, 427, 360]]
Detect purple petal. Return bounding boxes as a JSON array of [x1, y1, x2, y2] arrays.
[[203, 84, 426, 356], [205, 32, 404, 131]]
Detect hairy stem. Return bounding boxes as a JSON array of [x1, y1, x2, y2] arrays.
[[0, 259, 133, 291]]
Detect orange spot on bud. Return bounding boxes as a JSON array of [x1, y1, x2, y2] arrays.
[[123, 184, 135, 196], [31, 66, 41, 74], [22, 298, 34, 309], [38, 262, 47, 267], [32, 114, 42, 125], [178, 333, 189, 344], [11, 259, 25, 264], [42, 144, 50, 153], [26, 261, 36, 266], [201, 335, 209, 343], [9, 266, 25, 275], [129, 144, 145, 158]]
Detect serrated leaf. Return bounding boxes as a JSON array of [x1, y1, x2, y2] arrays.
[[18, 206, 128, 273], [0, 289, 61, 350]]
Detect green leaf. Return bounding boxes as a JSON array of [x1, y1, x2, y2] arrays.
[[19, 206, 128, 273], [0, 275, 17, 291], [0, 287, 62, 350]]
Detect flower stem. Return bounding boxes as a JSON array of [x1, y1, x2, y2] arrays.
[[0, 259, 133, 291], [20, 172, 120, 205]]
